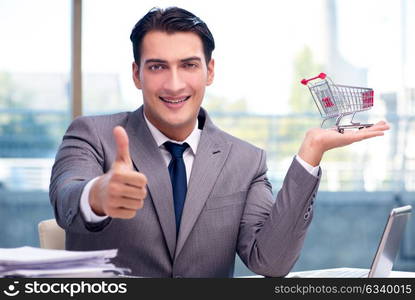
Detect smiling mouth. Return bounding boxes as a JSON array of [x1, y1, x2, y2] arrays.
[[159, 96, 190, 104]]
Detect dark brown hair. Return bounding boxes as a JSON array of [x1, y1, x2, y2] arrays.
[[130, 7, 215, 66]]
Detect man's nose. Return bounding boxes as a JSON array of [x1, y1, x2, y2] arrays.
[[163, 68, 186, 92]]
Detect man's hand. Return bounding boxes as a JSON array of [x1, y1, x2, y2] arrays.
[[89, 126, 148, 219], [298, 121, 390, 167]]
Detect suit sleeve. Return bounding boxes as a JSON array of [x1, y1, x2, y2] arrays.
[[237, 150, 321, 277], [49, 116, 111, 234]]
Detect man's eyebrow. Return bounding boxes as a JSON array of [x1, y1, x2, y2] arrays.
[[144, 57, 202, 64], [180, 56, 202, 63], [144, 58, 167, 64]]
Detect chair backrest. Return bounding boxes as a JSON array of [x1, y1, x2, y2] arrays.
[[38, 219, 65, 250]]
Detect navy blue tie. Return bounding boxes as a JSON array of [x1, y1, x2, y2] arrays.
[[164, 141, 189, 234]]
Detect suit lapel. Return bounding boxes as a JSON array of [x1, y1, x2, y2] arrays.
[[125, 107, 177, 260], [174, 111, 232, 260]]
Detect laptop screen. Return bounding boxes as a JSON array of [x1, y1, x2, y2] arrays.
[[368, 205, 412, 277]]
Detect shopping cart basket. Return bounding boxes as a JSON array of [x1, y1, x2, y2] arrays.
[[301, 73, 374, 133]]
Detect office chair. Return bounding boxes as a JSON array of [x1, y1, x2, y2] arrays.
[[38, 219, 65, 250]]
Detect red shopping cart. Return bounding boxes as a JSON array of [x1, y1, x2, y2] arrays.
[[301, 73, 374, 133]]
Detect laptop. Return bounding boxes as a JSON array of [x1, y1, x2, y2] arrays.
[[287, 205, 412, 278]]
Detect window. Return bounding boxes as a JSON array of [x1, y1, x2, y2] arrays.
[[0, 0, 71, 247]]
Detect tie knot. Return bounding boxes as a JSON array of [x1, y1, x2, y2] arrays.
[[164, 141, 189, 159]]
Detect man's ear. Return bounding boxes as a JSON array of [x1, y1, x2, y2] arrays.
[[132, 62, 142, 89], [206, 58, 215, 86]]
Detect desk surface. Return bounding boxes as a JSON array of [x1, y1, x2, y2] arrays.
[[239, 268, 415, 278], [286, 268, 415, 278], [388, 270, 415, 278]]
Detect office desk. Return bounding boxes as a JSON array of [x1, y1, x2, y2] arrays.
[[383, 271, 415, 278], [239, 269, 415, 278], [285, 268, 415, 278]]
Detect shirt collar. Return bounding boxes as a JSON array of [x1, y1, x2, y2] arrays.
[[143, 110, 201, 155]]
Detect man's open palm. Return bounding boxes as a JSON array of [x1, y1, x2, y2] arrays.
[[298, 121, 390, 166]]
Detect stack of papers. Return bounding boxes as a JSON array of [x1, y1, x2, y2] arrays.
[[0, 246, 130, 277]]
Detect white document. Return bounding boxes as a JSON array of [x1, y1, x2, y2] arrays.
[[0, 246, 130, 278], [1, 266, 124, 278], [0, 246, 117, 265]]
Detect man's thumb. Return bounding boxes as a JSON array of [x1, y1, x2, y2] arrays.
[[113, 126, 132, 166]]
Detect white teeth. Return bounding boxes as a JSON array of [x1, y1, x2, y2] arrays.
[[160, 96, 189, 104]]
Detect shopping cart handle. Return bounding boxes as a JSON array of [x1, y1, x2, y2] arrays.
[[301, 73, 327, 85]]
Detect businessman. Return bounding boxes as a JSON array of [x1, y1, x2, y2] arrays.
[[49, 7, 389, 277]]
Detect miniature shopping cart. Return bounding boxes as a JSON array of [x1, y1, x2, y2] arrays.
[[301, 73, 374, 133]]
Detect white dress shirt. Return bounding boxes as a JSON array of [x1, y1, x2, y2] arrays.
[[80, 113, 319, 222]]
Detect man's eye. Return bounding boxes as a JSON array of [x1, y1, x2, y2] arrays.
[[184, 63, 198, 69], [149, 65, 165, 71]]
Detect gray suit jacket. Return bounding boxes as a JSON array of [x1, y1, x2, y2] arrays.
[[49, 106, 320, 277]]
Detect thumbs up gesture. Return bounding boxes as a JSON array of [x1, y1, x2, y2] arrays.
[[89, 126, 148, 219]]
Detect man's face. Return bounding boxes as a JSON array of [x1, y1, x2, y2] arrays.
[[132, 30, 214, 140]]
